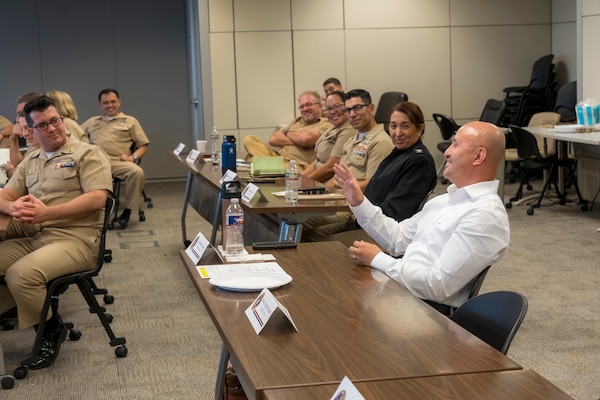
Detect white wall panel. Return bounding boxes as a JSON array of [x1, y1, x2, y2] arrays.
[[210, 33, 237, 130], [209, 0, 233, 32], [233, 0, 291, 31], [235, 32, 294, 128], [582, 15, 600, 99], [292, 0, 344, 30], [345, 28, 451, 121], [293, 30, 346, 101], [452, 0, 551, 25], [345, 0, 448, 29], [451, 25, 551, 120], [582, 0, 600, 16]]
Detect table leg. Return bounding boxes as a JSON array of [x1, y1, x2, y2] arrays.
[[181, 171, 193, 247], [210, 192, 222, 246], [214, 343, 229, 400], [278, 219, 304, 243]]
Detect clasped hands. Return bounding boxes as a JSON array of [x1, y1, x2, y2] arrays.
[[8, 194, 50, 224]]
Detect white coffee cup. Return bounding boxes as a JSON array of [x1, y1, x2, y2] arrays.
[[196, 140, 208, 153]]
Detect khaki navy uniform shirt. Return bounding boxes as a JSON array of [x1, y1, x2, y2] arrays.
[[340, 123, 394, 181], [313, 120, 356, 170], [278, 117, 333, 168], [64, 117, 88, 143], [81, 112, 149, 160], [6, 136, 113, 231]]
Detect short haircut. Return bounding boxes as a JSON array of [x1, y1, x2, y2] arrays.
[[323, 77, 342, 87], [98, 88, 120, 102], [24, 95, 56, 127], [392, 101, 426, 135], [344, 89, 372, 105], [325, 90, 345, 103], [298, 90, 322, 104], [17, 92, 42, 105]]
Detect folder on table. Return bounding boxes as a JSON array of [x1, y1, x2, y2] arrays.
[[251, 156, 285, 177]]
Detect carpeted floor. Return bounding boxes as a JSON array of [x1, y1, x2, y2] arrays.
[[0, 179, 598, 399]]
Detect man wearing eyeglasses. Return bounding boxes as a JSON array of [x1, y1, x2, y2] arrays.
[[243, 90, 333, 170], [0, 95, 112, 370], [81, 88, 149, 229], [324, 89, 393, 191]]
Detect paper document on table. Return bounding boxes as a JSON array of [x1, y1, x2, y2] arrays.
[[196, 261, 287, 279], [251, 156, 285, 176]]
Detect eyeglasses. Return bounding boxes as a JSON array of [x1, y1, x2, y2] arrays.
[[32, 116, 63, 131], [324, 104, 344, 114], [344, 103, 371, 114], [298, 102, 320, 109]]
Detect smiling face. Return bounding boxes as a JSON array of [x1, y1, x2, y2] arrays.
[[323, 93, 347, 128], [30, 105, 67, 152], [443, 125, 482, 186], [297, 93, 322, 123], [344, 96, 375, 132], [388, 111, 423, 150], [18, 115, 39, 147], [100, 92, 121, 117]]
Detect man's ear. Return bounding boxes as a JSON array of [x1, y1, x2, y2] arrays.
[[474, 147, 487, 166]]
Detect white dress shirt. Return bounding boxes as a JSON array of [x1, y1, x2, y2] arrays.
[[351, 180, 510, 307]]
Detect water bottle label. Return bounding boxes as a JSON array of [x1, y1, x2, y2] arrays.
[[226, 215, 244, 225]]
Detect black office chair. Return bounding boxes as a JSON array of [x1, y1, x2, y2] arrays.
[[450, 291, 528, 355], [505, 125, 586, 215], [479, 98, 507, 126], [374, 92, 409, 133], [502, 54, 557, 127], [432, 113, 460, 184], [554, 81, 577, 123], [15, 196, 127, 379]]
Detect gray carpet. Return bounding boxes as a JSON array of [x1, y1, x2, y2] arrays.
[[0, 179, 598, 399]]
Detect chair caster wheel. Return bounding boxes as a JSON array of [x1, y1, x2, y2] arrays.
[[105, 313, 113, 323], [104, 254, 113, 263], [505, 202, 512, 209], [1, 319, 16, 331], [69, 329, 82, 341], [139, 214, 146, 222], [527, 185, 532, 190], [104, 294, 114, 304], [527, 208, 534, 215], [184, 240, 192, 247], [13, 366, 27, 380], [115, 345, 128, 358], [559, 199, 566, 205], [108, 223, 115, 230], [147, 201, 153, 209], [1, 375, 15, 389]]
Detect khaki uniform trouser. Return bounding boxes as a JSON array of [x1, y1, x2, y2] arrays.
[[0, 226, 99, 329], [112, 160, 146, 211]]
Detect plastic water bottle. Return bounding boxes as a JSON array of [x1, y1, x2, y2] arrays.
[[210, 126, 220, 164], [221, 135, 237, 174], [285, 160, 300, 205], [224, 198, 244, 254]]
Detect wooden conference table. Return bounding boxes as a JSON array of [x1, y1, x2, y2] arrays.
[[170, 152, 349, 246], [261, 369, 574, 400], [181, 241, 523, 400]]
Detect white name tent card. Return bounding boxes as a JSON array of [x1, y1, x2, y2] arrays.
[[184, 232, 210, 265], [245, 288, 298, 334], [186, 149, 204, 164], [219, 169, 238, 185], [241, 183, 267, 203], [173, 143, 189, 156], [330, 377, 365, 400]]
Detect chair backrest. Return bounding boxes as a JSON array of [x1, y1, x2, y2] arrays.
[[450, 291, 528, 354], [554, 81, 577, 122], [508, 125, 545, 161], [374, 92, 409, 132], [467, 265, 491, 299], [529, 54, 554, 89], [432, 113, 460, 141], [86, 196, 115, 276], [479, 99, 506, 126], [527, 112, 560, 157]]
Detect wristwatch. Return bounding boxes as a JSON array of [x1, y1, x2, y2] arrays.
[[132, 154, 138, 161], [282, 130, 289, 136]]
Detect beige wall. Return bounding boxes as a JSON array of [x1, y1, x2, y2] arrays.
[[206, 0, 575, 167], [582, 0, 600, 100]]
